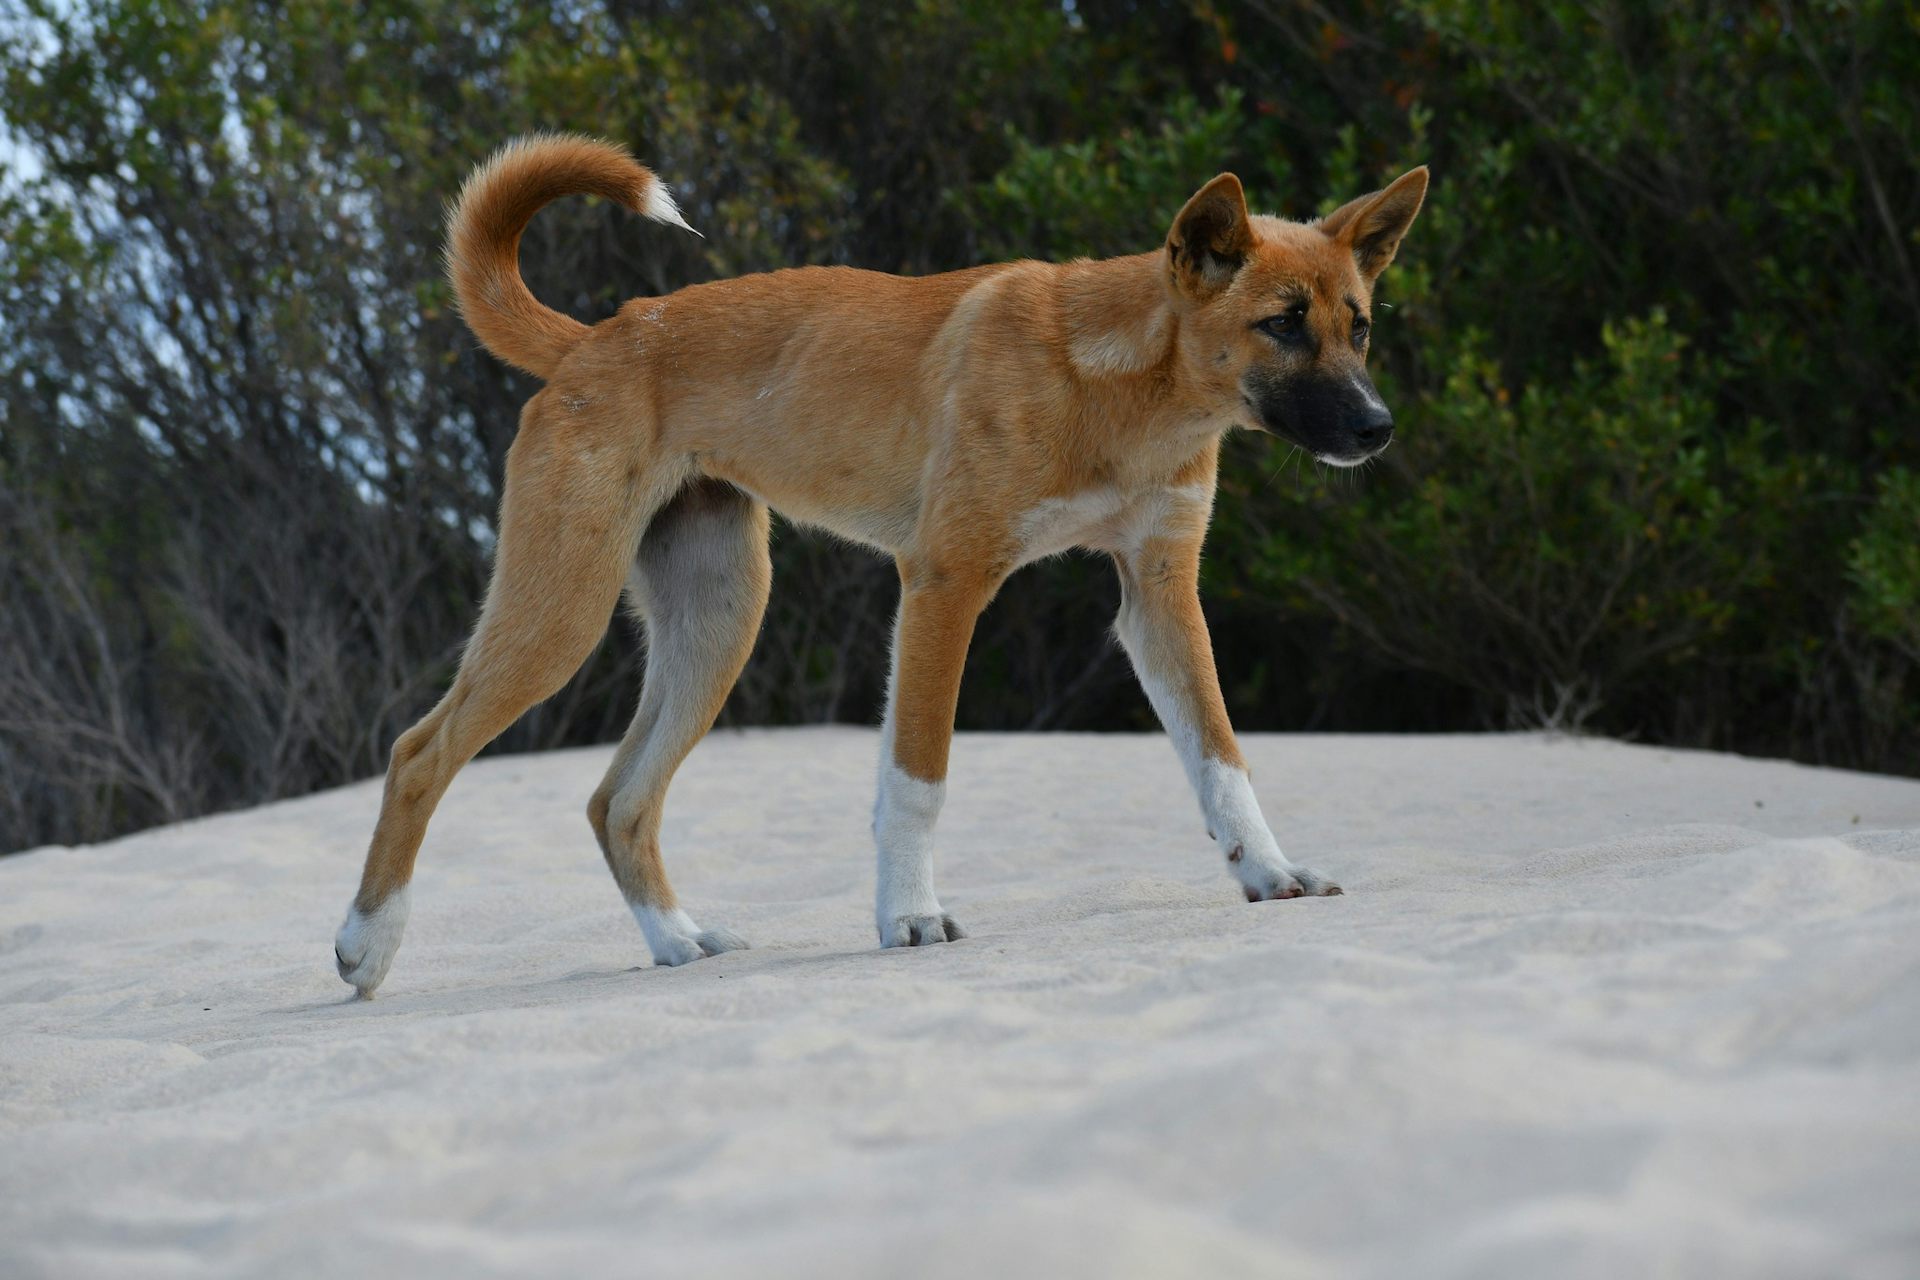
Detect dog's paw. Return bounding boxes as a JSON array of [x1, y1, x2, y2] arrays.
[[1290, 865, 1344, 897], [881, 913, 966, 948], [334, 888, 411, 998], [632, 904, 750, 968], [649, 930, 750, 967], [1228, 847, 1343, 902]]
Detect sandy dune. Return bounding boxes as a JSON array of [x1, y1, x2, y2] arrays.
[[3, 729, 1918, 1278]]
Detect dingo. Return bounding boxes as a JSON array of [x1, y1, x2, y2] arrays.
[[335, 134, 1427, 994]]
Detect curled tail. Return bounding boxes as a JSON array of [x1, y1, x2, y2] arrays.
[[445, 133, 696, 380]]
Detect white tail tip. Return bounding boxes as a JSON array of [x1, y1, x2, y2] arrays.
[[644, 182, 702, 238]]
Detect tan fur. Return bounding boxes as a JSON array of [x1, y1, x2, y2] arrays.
[[1113, 442, 1246, 772], [344, 134, 1427, 975]]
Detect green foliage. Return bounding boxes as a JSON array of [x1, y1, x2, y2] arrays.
[[1230, 313, 1821, 728], [965, 90, 1276, 261], [1389, 0, 1920, 432], [1851, 469, 1920, 660]]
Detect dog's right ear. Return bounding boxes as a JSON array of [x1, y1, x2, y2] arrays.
[[1167, 174, 1254, 301]]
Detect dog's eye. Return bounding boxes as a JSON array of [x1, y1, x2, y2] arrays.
[[1257, 309, 1307, 343], [1352, 315, 1370, 345]]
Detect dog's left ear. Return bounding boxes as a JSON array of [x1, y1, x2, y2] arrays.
[[1167, 173, 1256, 300], [1319, 166, 1429, 281]]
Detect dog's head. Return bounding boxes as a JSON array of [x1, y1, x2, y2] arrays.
[[1165, 168, 1428, 465]]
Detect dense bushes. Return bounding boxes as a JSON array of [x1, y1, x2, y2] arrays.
[[1, 0, 1913, 852], [1236, 314, 1817, 729]]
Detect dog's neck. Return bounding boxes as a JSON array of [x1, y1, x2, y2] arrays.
[[1059, 252, 1178, 381], [1058, 252, 1241, 459]]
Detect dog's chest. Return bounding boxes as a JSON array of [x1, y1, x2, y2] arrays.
[[1013, 485, 1202, 565]]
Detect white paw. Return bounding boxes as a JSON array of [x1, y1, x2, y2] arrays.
[[631, 904, 749, 968], [334, 888, 411, 997], [879, 911, 966, 948], [1225, 843, 1343, 901]]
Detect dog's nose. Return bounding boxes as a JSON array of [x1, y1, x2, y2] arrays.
[[1350, 406, 1393, 451]]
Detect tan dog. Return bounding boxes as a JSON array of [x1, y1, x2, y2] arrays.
[[335, 134, 1428, 995]]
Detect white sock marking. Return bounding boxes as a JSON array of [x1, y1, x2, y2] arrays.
[[874, 760, 947, 938], [871, 605, 954, 943], [335, 887, 411, 997], [629, 902, 746, 968], [631, 902, 703, 967]]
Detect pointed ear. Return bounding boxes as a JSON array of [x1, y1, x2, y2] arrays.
[[1166, 173, 1255, 299], [1319, 166, 1429, 281]]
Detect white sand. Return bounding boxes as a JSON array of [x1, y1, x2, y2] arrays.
[[3, 729, 1918, 1278]]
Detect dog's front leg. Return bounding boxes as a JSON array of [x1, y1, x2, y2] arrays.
[[1113, 535, 1342, 900], [872, 568, 995, 947]]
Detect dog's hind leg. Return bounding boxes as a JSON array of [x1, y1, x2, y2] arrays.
[[587, 479, 771, 967], [334, 398, 683, 996]]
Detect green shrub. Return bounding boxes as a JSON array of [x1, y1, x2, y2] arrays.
[[1851, 469, 1920, 661], [1226, 313, 1821, 730]]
